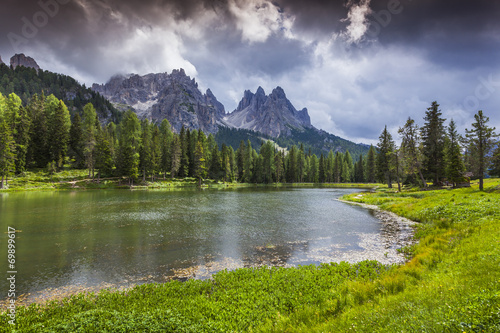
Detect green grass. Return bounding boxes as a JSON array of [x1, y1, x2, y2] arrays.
[[1, 179, 499, 332]]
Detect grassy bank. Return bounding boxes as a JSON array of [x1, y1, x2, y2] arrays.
[[1, 180, 498, 332]]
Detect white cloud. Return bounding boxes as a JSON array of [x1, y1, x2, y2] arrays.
[[342, 0, 372, 44], [228, 0, 293, 43]]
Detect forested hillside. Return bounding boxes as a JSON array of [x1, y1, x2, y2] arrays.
[[0, 64, 121, 123]]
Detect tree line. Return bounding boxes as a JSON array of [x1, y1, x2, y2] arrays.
[[375, 101, 499, 191], [1, 93, 499, 190]]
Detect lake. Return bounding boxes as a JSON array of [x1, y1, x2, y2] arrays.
[[0, 187, 409, 304]]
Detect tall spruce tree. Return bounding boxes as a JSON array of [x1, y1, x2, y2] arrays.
[[0, 93, 16, 188], [117, 110, 141, 185], [421, 101, 446, 185], [366, 145, 376, 183], [82, 103, 97, 178], [376, 125, 396, 188], [465, 110, 498, 191], [444, 119, 465, 187], [398, 117, 426, 187]]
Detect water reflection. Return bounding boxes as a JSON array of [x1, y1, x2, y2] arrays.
[[0, 188, 414, 305]]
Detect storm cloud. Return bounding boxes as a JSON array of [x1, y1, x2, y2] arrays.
[[1, 0, 499, 144]]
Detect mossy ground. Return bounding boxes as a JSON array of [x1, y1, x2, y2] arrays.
[[1, 179, 498, 332]]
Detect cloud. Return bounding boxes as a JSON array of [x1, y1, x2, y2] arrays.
[[341, 0, 372, 44], [0, 0, 499, 144]]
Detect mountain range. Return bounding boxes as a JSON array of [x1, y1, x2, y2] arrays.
[[0, 53, 369, 156]]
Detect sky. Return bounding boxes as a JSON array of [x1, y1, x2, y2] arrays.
[[1, 0, 499, 144]]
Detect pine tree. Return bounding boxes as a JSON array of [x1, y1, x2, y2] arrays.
[[274, 151, 284, 183], [309, 154, 319, 183], [28, 94, 50, 168], [209, 143, 222, 180], [170, 135, 181, 178], [333, 152, 341, 183], [13, 105, 30, 174], [194, 140, 206, 186], [444, 119, 465, 187], [344, 150, 354, 183], [421, 101, 446, 185], [243, 140, 253, 183], [82, 103, 97, 178], [287, 145, 298, 183], [465, 110, 498, 191], [366, 145, 376, 183], [376, 125, 396, 188], [318, 153, 325, 183], [151, 125, 162, 181], [48, 100, 71, 168], [68, 113, 85, 168], [398, 117, 426, 187], [94, 125, 114, 180], [159, 119, 173, 178], [0, 94, 16, 188], [117, 111, 141, 185], [139, 119, 153, 182]]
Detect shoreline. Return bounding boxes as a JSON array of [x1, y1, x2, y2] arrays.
[[2, 196, 416, 310]]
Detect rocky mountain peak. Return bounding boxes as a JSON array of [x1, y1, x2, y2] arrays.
[[270, 86, 286, 99], [0, 55, 4, 65], [10, 54, 40, 71], [224, 86, 312, 138], [92, 69, 225, 133]]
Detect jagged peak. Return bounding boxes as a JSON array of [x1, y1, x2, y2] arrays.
[[270, 86, 286, 99], [10, 53, 40, 71], [0, 55, 4, 65], [256, 86, 266, 95]]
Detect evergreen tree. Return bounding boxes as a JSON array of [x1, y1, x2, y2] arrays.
[[139, 119, 153, 182], [170, 135, 181, 178], [0, 94, 16, 188], [287, 145, 298, 183], [421, 101, 446, 185], [48, 99, 71, 168], [82, 103, 97, 178], [236, 140, 245, 181], [94, 125, 114, 180], [151, 125, 162, 181], [179, 126, 189, 177], [13, 105, 31, 174], [243, 140, 253, 182], [366, 145, 376, 183], [209, 143, 222, 180], [354, 154, 364, 182], [326, 151, 334, 183], [376, 126, 396, 188], [309, 154, 319, 183], [465, 110, 498, 191], [444, 119, 465, 187], [398, 117, 426, 187], [333, 152, 341, 183], [318, 153, 326, 183], [28, 94, 50, 168], [344, 150, 354, 182], [298, 144, 306, 183], [159, 119, 173, 178], [261, 141, 275, 183], [274, 151, 283, 183], [68, 113, 85, 168], [194, 140, 207, 186], [117, 111, 141, 185]]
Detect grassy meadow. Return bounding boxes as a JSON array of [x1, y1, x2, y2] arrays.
[[1, 179, 498, 332]]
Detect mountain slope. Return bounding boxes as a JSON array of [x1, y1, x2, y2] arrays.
[[92, 69, 225, 133]]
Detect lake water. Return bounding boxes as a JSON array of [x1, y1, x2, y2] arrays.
[[0, 187, 408, 304]]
